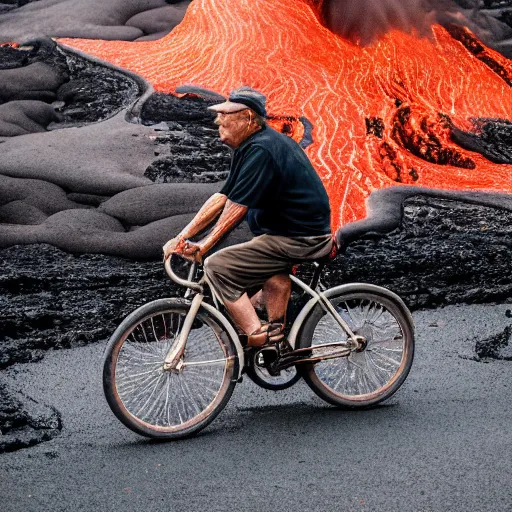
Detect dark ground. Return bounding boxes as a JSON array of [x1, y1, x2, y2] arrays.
[[1, 302, 511, 511]]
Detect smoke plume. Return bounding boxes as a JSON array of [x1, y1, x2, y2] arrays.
[[319, 0, 508, 46], [319, 0, 433, 45]]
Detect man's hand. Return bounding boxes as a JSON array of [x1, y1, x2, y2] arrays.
[[162, 237, 185, 261], [181, 241, 204, 263], [163, 237, 203, 263]]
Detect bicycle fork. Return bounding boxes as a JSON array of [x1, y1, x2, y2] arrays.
[[163, 293, 204, 372]]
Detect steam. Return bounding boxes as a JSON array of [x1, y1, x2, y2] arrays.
[[319, 0, 510, 46], [320, 0, 434, 45]]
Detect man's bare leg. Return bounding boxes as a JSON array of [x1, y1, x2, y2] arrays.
[[250, 290, 265, 311], [225, 275, 291, 346], [262, 274, 292, 324], [249, 275, 292, 324], [224, 293, 261, 336]]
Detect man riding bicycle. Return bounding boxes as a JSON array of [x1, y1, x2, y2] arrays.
[[163, 87, 333, 348]]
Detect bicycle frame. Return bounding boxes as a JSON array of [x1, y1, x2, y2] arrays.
[[162, 256, 364, 375]]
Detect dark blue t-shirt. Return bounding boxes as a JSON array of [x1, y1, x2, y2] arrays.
[[220, 125, 331, 237]]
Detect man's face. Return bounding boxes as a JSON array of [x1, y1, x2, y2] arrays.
[[214, 109, 252, 148]]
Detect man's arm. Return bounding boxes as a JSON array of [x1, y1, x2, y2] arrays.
[[182, 199, 248, 262], [163, 193, 227, 259], [197, 199, 248, 253]]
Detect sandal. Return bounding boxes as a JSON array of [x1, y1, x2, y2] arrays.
[[247, 322, 284, 347]]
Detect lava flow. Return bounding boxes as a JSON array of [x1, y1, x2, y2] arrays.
[[59, 0, 512, 230]]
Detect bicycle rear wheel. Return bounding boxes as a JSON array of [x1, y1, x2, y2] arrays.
[[103, 298, 238, 439], [298, 287, 414, 408]]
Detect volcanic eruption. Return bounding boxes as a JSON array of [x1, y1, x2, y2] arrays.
[[2, 0, 512, 454], [58, 0, 512, 231]]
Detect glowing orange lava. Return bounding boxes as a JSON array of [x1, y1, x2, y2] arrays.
[[59, 0, 512, 230]]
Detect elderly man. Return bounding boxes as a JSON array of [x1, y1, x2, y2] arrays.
[[163, 87, 332, 347]]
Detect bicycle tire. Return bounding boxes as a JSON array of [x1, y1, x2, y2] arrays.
[[298, 286, 414, 408], [103, 298, 238, 439]]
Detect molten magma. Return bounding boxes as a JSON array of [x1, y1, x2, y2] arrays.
[[59, 0, 512, 230]]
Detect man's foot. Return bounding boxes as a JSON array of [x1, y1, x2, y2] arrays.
[[247, 322, 284, 347], [253, 337, 292, 368]]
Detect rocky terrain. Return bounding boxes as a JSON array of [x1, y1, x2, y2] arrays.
[[2, 191, 511, 451], [0, 0, 191, 42], [2, 194, 511, 372]]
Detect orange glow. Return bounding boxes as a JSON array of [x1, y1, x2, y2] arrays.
[[59, 0, 512, 230]]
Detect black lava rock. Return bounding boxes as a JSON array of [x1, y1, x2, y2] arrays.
[[140, 92, 219, 124], [451, 118, 512, 164], [474, 325, 512, 359], [331, 195, 512, 309], [0, 380, 62, 453], [0, 244, 174, 370], [0, 40, 141, 133], [141, 93, 231, 183], [55, 48, 140, 125]]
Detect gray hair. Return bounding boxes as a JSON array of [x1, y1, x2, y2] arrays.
[[246, 109, 266, 128]]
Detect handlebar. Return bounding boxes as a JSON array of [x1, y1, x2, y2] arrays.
[[164, 254, 203, 292]]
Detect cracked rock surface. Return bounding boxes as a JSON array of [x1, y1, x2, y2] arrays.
[[474, 324, 512, 360], [0, 381, 61, 453]]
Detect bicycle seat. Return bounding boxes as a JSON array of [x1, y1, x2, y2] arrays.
[[291, 237, 338, 275], [313, 236, 339, 265]]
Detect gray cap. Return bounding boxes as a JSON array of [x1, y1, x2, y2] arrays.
[[208, 86, 267, 117]]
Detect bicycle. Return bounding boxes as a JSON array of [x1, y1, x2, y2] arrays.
[[103, 253, 415, 439]]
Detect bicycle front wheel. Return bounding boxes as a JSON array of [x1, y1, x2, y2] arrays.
[[298, 287, 414, 408], [103, 298, 238, 439]]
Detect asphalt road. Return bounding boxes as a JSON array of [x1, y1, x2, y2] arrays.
[[1, 303, 511, 512]]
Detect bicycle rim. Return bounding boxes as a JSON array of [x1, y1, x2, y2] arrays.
[[107, 304, 236, 436], [303, 292, 413, 406]]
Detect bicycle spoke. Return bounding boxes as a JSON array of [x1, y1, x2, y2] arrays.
[[162, 314, 167, 340], [113, 306, 233, 432], [150, 316, 159, 343], [117, 367, 162, 396], [134, 372, 166, 418], [182, 373, 209, 417], [360, 352, 384, 390], [183, 368, 224, 395], [142, 377, 169, 423], [309, 293, 410, 399], [183, 358, 229, 367], [164, 375, 171, 427]]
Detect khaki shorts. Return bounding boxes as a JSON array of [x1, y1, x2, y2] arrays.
[[203, 233, 332, 302]]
